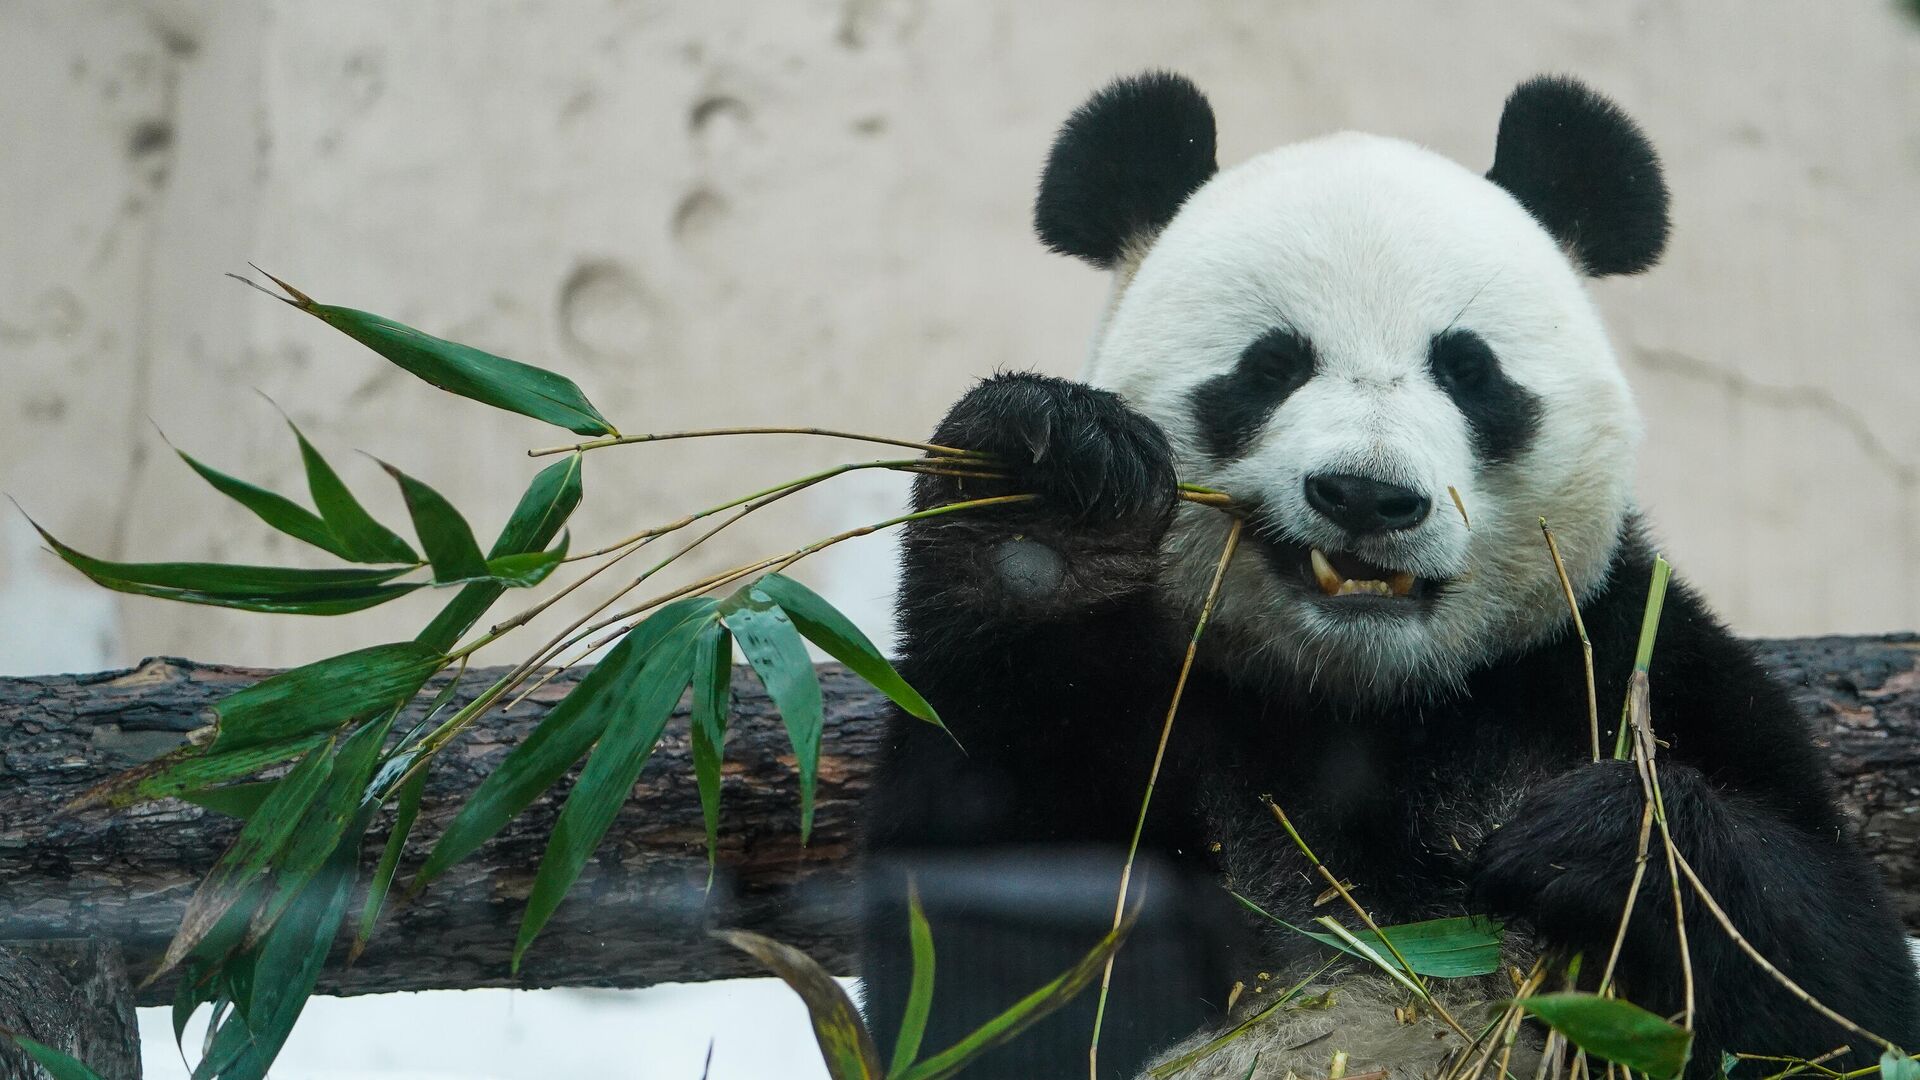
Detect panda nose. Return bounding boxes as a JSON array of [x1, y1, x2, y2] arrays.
[[1304, 473, 1432, 534]]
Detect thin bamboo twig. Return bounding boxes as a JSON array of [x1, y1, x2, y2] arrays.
[[1625, 673, 1694, 1029], [1540, 518, 1600, 762], [1670, 847, 1900, 1054], [1264, 800, 1474, 1044], [527, 425, 985, 459], [1597, 800, 1656, 995], [1088, 517, 1244, 1080]]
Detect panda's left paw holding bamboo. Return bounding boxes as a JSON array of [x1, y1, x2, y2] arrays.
[[1468, 760, 1674, 951]]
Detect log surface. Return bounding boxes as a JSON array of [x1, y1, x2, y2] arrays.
[[0, 636, 1916, 1006]]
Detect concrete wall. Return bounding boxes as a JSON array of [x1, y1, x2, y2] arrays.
[[6, 0, 1920, 676]]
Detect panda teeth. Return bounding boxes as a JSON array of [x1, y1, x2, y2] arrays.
[[1309, 548, 1342, 595], [1311, 548, 1419, 599]]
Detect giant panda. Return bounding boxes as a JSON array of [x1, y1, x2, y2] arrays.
[[858, 72, 1920, 1080]]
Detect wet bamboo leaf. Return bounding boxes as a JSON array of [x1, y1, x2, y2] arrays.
[[352, 764, 427, 962], [690, 621, 733, 888], [70, 734, 327, 812], [417, 454, 582, 650], [381, 462, 488, 582], [174, 445, 349, 560], [155, 741, 336, 980], [288, 421, 418, 564], [245, 717, 390, 945], [894, 914, 1137, 1080], [0, 1031, 106, 1080], [720, 584, 823, 842], [716, 930, 882, 1080], [255, 273, 615, 435], [28, 519, 422, 613], [513, 613, 706, 968], [208, 642, 440, 754], [887, 884, 936, 1077], [412, 597, 717, 889], [1517, 993, 1692, 1080], [753, 573, 941, 727]]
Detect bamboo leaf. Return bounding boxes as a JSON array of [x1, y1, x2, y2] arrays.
[[894, 915, 1136, 1080], [1884, 1052, 1920, 1080], [286, 420, 418, 564], [70, 734, 328, 812], [716, 930, 882, 1080], [752, 573, 942, 728], [154, 741, 336, 981], [244, 717, 390, 946], [1517, 993, 1693, 1080], [412, 597, 717, 889], [180, 781, 279, 819], [1230, 892, 1504, 978], [690, 621, 733, 888], [417, 454, 583, 650], [381, 462, 488, 583], [173, 445, 350, 561], [474, 537, 568, 588], [512, 613, 707, 968], [27, 518, 422, 614], [887, 884, 937, 1077], [720, 584, 824, 842], [209, 642, 441, 754], [256, 275, 615, 435], [0, 1031, 106, 1080], [352, 764, 427, 962]]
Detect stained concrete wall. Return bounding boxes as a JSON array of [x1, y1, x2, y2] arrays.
[[5, 0, 1919, 675]]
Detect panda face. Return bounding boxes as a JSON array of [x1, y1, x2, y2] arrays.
[[1088, 133, 1643, 698]]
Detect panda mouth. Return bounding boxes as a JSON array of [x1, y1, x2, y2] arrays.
[[1249, 534, 1434, 608]]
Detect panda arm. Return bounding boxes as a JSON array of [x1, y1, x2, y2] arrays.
[[1476, 593, 1920, 1071]]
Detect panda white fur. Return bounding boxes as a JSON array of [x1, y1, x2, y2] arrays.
[[859, 73, 1920, 1079]]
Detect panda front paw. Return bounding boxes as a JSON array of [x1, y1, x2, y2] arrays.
[[1469, 760, 1705, 952], [926, 373, 1177, 526]]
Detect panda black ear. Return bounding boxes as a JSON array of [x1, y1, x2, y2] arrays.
[[1034, 72, 1218, 269], [1486, 76, 1670, 276]]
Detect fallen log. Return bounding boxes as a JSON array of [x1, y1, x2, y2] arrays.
[[0, 635, 1916, 1008]]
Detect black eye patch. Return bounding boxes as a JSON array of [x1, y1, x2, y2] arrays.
[[1427, 329, 1542, 465], [1190, 327, 1317, 459]]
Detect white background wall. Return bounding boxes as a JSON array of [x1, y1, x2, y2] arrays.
[[6, 2, 1920, 1077]]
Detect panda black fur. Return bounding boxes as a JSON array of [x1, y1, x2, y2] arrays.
[[859, 73, 1920, 1079]]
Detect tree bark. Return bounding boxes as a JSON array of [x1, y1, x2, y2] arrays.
[[0, 940, 141, 1080], [0, 636, 1916, 1008]]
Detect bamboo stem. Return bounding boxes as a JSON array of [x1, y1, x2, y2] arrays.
[[1540, 518, 1600, 762], [527, 425, 984, 459]]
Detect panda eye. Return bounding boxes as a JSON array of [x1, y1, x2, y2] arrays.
[[1244, 327, 1314, 393], [1429, 329, 1496, 393]]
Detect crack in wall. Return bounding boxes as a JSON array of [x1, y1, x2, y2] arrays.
[[1632, 346, 1920, 490]]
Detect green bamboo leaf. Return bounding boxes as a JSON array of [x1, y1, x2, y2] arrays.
[[1230, 893, 1504, 978], [720, 584, 824, 842], [154, 741, 336, 980], [245, 717, 390, 945], [752, 574, 941, 728], [1884, 1051, 1920, 1080], [248, 272, 615, 435], [412, 597, 717, 889], [287, 420, 418, 564], [716, 930, 882, 1080], [194, 830, 359, 1080], [1516, 993, 1693, 1080], [352, 764, 427, 962], [380, 462, 488, 583], [27, 518, 422, 614], [417, 454, 583, 650], [895, 914, 1137, 1080], [474, 537, 568, 588], [209, 642, 441, 754], [180, 781, 279, 819], [690, 621, 733, 888], [69, 734, 327, 812], [512, 613, 707, 968], [0, 1031, 106, 1080], [173, 444, 349, 560], [886, 884, 936, 1077]]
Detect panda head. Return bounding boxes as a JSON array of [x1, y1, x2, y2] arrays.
[[1037, 72, 1667, 699]]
